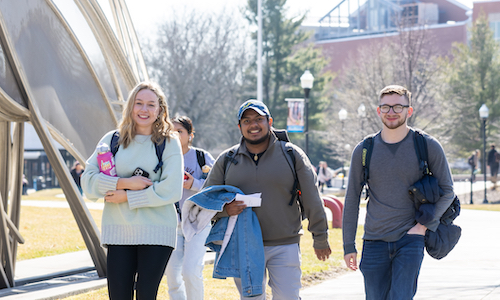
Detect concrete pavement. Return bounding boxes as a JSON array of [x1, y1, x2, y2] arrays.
[[301, 209, 500, 300]]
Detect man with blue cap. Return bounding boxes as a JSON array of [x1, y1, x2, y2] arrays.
[[204, 99, 331, 299]]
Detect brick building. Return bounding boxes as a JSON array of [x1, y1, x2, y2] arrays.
[[308, 0, 500, 74]]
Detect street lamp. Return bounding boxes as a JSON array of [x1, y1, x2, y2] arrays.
[[300, 70, 314, 155], [479, 104, 489, 204], [342, 144, 351, 189], [338, 109, 348, 189], [357, 103, 366, 134], [338, 108, 347, 132]]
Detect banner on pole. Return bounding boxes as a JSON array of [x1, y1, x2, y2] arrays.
[[285, 98, 305, 132]]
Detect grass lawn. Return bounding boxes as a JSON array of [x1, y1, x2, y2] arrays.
[[461, 203, 500, 211], [17, 206, 102, 260]]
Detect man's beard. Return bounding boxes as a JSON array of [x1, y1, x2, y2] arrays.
[[382, 115, 407, 130], [242, 130, 271, 145]]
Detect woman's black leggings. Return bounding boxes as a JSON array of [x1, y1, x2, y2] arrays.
[[107, 245, 173, 300]]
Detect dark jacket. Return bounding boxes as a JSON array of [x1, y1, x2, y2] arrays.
[[409, 175, 461, 260]]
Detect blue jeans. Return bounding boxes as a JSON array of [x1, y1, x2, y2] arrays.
[[360, 234, 425, 300], [165, 224, 211, 300]]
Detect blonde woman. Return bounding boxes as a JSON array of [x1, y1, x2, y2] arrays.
[[82, 81, 183, 299]]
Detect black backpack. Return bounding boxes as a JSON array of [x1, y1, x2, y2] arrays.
[[223, 129, 304, 218], [175, 147, 209, 219], [195, 148, 207, 170], [110, 131, 165, 173]]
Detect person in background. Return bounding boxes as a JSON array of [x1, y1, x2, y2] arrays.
[[468, 149, 479, 182], [165, 116, 215, 300], [204, 99, 331, 299], [22, 174, 28, 195], [487, 144, 499, 190], [70, 161, 84, 194], [343, 85, 454, 300], [81, 81, 183, 300], [317, 161, 335, 193]]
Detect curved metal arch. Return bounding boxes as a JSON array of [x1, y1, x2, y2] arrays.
[[114, 0, 149, 81], [108, 0, 140, 80], [0, 1, 108, 284], [71, 0, 128, 104], [46, 0, 119, 126], [80, 0, 138, 90], [46, 122, 86, 164], [0, 89, 30, 122], [0, 0, 150, 288]]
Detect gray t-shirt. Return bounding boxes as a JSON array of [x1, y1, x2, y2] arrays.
[[342, 129, 454, 255]]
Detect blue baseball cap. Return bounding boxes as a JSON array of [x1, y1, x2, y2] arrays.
[[237, 99, 271, 120]]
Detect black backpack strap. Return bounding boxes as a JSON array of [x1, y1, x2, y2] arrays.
[[175, 201, 182, 220], [110, 131, 120, 156], [223, 144, 240, 184], [273, 129, 290, 142], [110, 130, 165, 173], [361, 132, 380, 200], [413, 129, 431, 176], [281, 142, 300, 205], [361, 136, 375, 187], [196, 148, 206, 170], [153, 139, 166, 173]]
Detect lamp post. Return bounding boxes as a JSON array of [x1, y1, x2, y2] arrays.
[[300, 70, 314, 155], [338, 108, 347, 132], [338, 109, 348, 189], [357, 103, 366, 137], [479, 104, 489, 204], [342, 144, 351, 189]]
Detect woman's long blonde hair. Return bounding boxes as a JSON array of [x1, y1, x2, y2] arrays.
[[118, 81, 174, 148]]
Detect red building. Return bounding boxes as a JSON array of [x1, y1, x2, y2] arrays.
[[309, 0, 500, 74]]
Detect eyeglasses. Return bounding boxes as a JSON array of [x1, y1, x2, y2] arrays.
[[379, 104, 409, 113]]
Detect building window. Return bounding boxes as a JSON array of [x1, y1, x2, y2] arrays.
[[489, 13, 500, 42], [490, 21, 500, 41]]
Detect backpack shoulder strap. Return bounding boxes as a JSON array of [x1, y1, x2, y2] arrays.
[[273, 129, 290, 142], [195, 148, 206, 170], [361, 133, 377, 187], [153, 138, 167, 173], [413, 129, 431, 175], [280, 141, 304, 216], [109, 130, 165, 173], [361, 132, 380, 199], [223, 144, 240, 184], [110, 131, 120, 156]]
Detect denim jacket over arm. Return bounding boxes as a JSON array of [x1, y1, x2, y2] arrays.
[[182, 185, 265, 297]]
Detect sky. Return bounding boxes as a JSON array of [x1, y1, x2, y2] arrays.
[[125, 0, 475, 37]]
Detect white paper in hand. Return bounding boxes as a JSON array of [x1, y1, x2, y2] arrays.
[[235, 193, 262, 207]]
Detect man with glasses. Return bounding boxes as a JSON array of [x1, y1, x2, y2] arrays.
[[342, 85, 454, 299]]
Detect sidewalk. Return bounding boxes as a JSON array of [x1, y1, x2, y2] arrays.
[[301, 208, 500, 300], [0, 250, 216, 299]]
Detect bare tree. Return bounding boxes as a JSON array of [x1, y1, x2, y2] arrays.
[[330, 24, 447, 151], [143, 10, 251, 151]]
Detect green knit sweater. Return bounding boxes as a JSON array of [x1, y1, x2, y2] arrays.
[[82, 131, 183, 248]]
